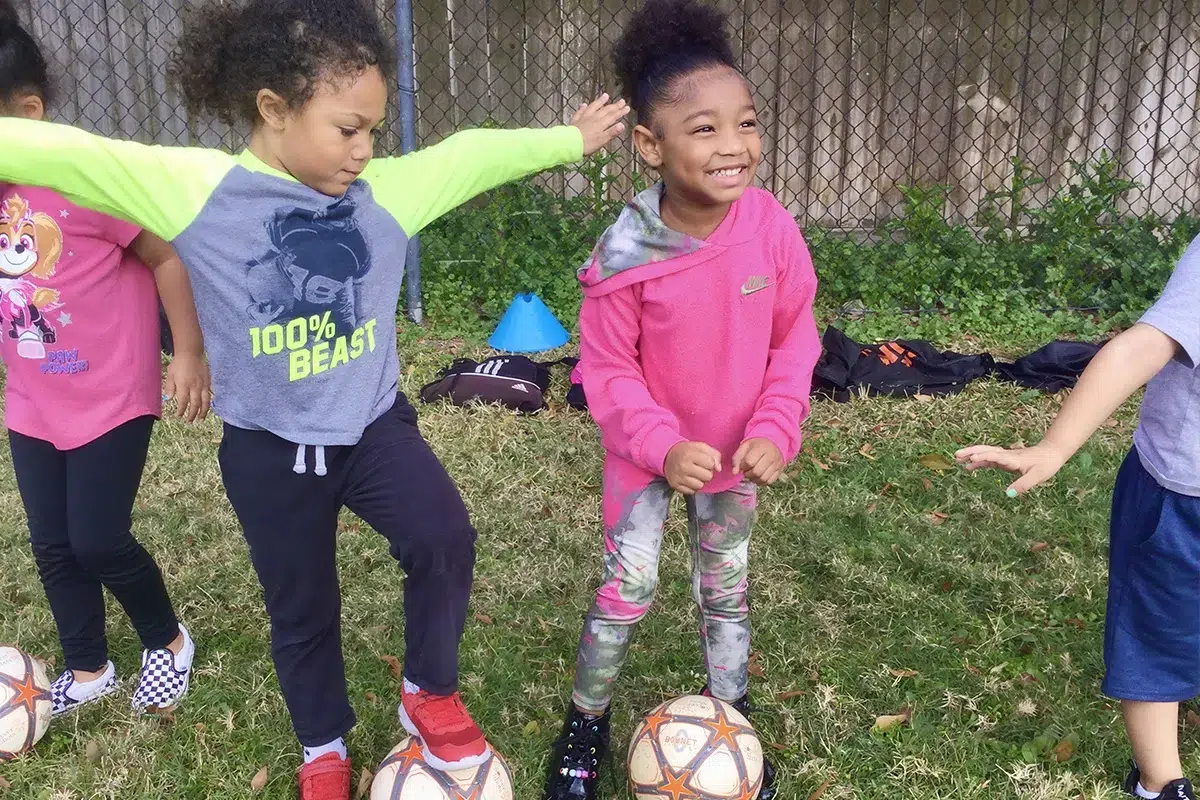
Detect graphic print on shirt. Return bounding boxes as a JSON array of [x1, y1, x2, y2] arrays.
[[0, 194, 68, 363], [244, 201, 379, 383]]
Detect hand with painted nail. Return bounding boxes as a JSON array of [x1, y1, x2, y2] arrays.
[[955, 442, 1068, 497], [571, 93, 631, 155]]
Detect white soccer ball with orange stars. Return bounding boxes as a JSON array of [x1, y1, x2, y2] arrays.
[[627, 694, 764, 799]]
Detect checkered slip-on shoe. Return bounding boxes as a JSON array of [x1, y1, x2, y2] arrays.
[[50, 661, 119, 717], [131, 623, 194, 714]]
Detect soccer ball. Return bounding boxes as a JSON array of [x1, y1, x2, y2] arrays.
[[0, 646, 52, 761], [371, 737, 513, 800], [628, 695, 763, 799]]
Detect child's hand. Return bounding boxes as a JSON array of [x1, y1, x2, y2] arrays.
[[733, 438, 785, 486], [955, 442, 1068, 496], [165, 352, 212, 424], [571, 93, 630, 156], [665, 441, 722, 495]]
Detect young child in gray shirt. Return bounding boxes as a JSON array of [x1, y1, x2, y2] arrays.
[[958, 235, 1200, 800]]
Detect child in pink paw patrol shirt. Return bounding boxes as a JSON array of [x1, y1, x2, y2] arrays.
[[0, 6, 210, 722]]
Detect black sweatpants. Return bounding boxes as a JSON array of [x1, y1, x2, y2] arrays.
[[9, 416, 179, 672], [219, 394, 477, 747]]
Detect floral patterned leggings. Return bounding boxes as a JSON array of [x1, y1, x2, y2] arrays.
[[572, 479, 757, 713]]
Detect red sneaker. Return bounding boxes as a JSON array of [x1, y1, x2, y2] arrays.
[[297, 753, 351, 800], [399, 686, 491, 771]]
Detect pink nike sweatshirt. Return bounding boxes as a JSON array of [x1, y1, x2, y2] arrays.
[[578, 184, 820, 497]]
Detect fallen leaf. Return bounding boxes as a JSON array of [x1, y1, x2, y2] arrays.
[[364, 692, 377, 703], [777, 690, 807, 701], [1019, 673, 1039, 685], [965, 662, 982, 676], [928, 511, 949, 526], [1066, 618, 1086, 631], [808, 670, 820, 682], [922, 478, 933, 491], [381, 655, 402, 681], [879, 483, 895, 496], [85, 739, 104, 763], [1053, 739, 1074, 762], [355, 767, 374, 800], [250, 765, 269, 793], [941, 581, 953, 593], [769, 742, 788, 752], [748, 661, 767, 678], [859, 444, 876, 460], [913, 393, 933, 403], [866, 503, 878, 514], [808, 776, 834, 800], [1187, 709, 1200, 728], [1030, 542, 1049, 553], [920, 453, 955, 472], [812, 458, 831, 471], [1102, 418, 1120, 428], [889, 669, 919, 679], [0, 776, 9, 790], [473, 613, 494, 626], [523, 720, 540, 736], [872, 709, 911, 732]]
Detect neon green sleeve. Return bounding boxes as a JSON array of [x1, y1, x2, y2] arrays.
[[362, 125, 585, 234], [0, 118, 234, 241]]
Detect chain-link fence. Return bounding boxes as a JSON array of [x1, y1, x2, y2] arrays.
[[14, 0, 1200, 232]]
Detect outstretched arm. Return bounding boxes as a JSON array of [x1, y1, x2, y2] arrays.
[[362, 94, 628, 234], [0, 118, 233, 241]]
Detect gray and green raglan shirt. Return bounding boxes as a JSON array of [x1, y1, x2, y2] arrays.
[[0, 119, 584, 446]]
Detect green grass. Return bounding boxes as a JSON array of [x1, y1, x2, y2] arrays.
[[0, 326, 1180, 799]]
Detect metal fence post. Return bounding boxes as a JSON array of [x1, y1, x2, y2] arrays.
[[395, 0, 423, 324]]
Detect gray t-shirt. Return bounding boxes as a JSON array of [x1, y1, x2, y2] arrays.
[[1135, 234, 1200, 496]]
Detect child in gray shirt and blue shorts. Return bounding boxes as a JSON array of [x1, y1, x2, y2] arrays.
[[958, 235, 1200, 800]]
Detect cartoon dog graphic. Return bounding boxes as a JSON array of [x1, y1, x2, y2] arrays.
[[0, 195, 63, 359]]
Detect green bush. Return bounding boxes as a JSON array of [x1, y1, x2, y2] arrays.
[[415, 151, 1200, 340]]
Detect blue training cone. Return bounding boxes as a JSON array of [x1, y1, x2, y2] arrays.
[[488, 292, 570, 353]]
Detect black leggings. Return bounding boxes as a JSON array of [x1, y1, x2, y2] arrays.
[[9, 416, 179, 672]]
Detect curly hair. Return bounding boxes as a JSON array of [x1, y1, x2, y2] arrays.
[[611, 0, 736, 125], [170, 0, 395, 128], [0, 1, 52, 105]]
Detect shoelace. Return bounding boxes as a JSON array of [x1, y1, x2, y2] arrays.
[[552, 718, 616, 797], [410, 692, 472, 731]]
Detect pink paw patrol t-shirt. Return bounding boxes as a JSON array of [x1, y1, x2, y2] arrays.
[[0, 186, 161, 449]]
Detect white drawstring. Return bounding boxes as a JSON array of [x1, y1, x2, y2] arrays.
[[292, 444, 329, 477]]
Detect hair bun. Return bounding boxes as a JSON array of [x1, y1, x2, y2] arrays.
[[612, 0, 734, 105]]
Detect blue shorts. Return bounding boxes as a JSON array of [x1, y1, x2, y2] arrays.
[[1103, 449, 1200, 701]]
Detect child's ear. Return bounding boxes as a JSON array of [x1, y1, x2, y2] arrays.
[[633, 124, 663, 168], [4, 93, 43, 121], [256, 89, 291, 132]]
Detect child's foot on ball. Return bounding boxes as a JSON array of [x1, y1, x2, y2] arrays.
[[1124, 763, 1197, 799], [398, 678, 491, 771], [298, 753, 351, 800], [543, 704, 610, 800], [131, 623, 194, 713], [50, 661, 119, 716]]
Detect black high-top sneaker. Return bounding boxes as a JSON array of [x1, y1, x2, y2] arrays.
[[1125, 764, 1198, 800], [543, 705, 611, 800], [702, 687, 777, 799]]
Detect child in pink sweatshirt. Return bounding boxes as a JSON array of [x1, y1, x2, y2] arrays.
[[543, 1, 819, 798]]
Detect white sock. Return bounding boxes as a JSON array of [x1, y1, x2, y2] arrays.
[[1138, 782, 1164, 799], [403, 678, 421, 695], [66, 662, 115, 701], [302, 738, 347, 764]]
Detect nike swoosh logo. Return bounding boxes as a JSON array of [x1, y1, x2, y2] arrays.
[[740, 280, 772, 296]]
